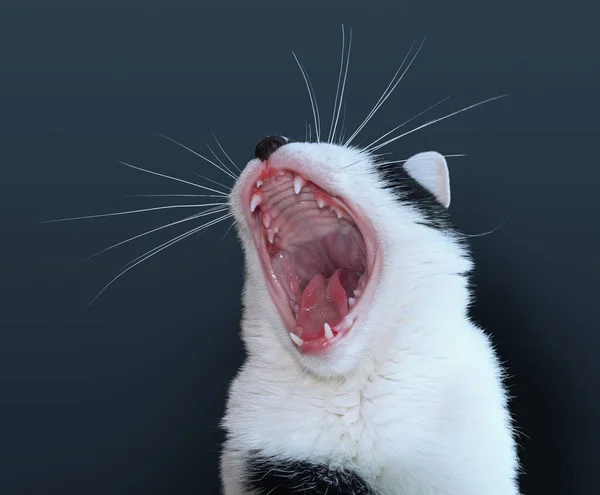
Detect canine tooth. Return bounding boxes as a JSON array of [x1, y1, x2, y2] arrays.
[[353, 289, 362, 297], [293, 175, 306, 194], [348, 297, 356, 306], [267, 229, 275, 243], [262, 214, 271, 228], [289, 333, 304, 346], [335, 208, 343, 219], [256, 180, 263, 188], [324, 323, 334, 340], [316, 197, 326, 208], [250, 194, 262, 212]]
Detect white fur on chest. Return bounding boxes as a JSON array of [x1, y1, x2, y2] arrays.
[[222, 315, 518, 494]]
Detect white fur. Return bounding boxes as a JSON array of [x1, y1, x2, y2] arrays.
[[221, 142, 519, 494], [404, 151, 451, 208]]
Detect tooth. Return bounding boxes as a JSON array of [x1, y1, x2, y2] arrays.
[[353, 289, 362, 297], [256, 180, 263, 188], [293, 175, 306, 194], [335, 208, 343, 219], [262, 213, 271, 228], [348, 297, 356, 307], [316, 197, 326, 208], [267, 229, 276, 243], [293, 304, 299, 313], [250, 194, 262, 212], [324, 323, 334, 340], [289, 333, 304, 346]]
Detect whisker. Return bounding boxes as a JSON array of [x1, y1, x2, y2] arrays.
[[328, 24, 346, 143], [339, 103, 348, 144], [375, 153, 466, 167], [212, 133, 242, 173], [191, 172, 232, 193], [339, 152, 390, 171], [462, 216, 509, 239], [344, 37, 425, 146], [369, 94, 509, 152], [76, 207, 229, 264], [111, 159, 229, 196], [363, 96, 451, 152], [124, 194, 226, 198], [206, 141, 238, 179], [306, 68, 322, 143], [221, 219, 236, 242], [85, 212, 233, 309], [122, 207, 227, 268], [292, 52, 321, 142], [41, 203, 228, 223], [331, 26, 353, 144], [156, 132, 238, 181], [346, 41, 416, 144]]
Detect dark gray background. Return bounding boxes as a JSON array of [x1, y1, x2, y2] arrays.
[[1, 1, 598, 494]]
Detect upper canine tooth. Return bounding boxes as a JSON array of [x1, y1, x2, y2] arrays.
[[324, 323, 334, 340], [316, 197, 325, 208], [353, 289, 362, 297], [267, 229, 276, 243], [335, 208, 343, 219], [256, 180, 263, 188], [250, 194, 263, 212], [348, 297, 356, 307], [289, 333, 304, 346], [293, 175, 306, 195]]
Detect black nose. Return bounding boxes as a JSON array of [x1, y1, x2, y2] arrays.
[[255, 135, 291, 162]]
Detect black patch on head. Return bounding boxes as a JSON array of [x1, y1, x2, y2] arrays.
[[245, 455, 375, 494], [255, 135, 293, 162], [374, 159, 457, 232], [373, 159, 471, 247]]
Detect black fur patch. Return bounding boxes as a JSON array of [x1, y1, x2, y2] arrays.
[[245, 455, 376, 494], [374, 159, 457, 233]]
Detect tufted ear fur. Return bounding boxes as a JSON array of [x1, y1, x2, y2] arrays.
[[403, 151, 451, 207]]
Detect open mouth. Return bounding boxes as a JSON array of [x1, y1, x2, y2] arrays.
[[244, 167, 377, 354]]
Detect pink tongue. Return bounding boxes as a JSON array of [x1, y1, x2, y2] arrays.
[[296, 268, 350, 340]]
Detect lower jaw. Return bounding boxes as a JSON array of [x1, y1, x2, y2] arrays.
[[256, 249, 377, 355]]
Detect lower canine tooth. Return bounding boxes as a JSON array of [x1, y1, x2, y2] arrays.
[[266, 227, 278, 243], [293, 175, 306, 194], [290, 333, 304, 346], [348, 297, 356, 306], [324, 323, 334, 340]]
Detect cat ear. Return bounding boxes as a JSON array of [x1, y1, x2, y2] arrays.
[[403, 151, 451, 208]]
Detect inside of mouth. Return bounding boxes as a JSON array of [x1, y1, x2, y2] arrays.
[[252, 170, 368, 342]]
